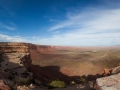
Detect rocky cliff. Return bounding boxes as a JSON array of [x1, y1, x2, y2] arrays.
[[0, 42, 61, 80], [0, 42, 34, 90], [0, 42, 33, 73]]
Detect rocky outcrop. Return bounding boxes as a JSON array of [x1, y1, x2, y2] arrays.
[[95, 73, 120, 90], [102, 65, 120, 76], [0, 42, 33, 89], [0, 42, 32, 70], [95, 65, 120, 90]]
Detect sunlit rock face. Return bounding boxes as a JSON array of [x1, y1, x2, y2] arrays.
[[95, 73, 120, 90]]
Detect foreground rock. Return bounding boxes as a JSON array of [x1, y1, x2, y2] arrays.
[[95, 73, 120, 90], [0, 80, 10, 90]]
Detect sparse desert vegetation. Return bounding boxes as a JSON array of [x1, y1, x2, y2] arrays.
[[49, 79, 66, 89]]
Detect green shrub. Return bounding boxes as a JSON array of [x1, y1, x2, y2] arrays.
[[49, 80, 66, 89]]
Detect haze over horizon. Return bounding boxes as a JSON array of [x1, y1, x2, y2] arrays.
[[0, 0, 120, 46]]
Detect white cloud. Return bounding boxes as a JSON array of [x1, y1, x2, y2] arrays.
[[42, 8, 120, 46], [0, 34, 27, 42], [49, 8, 120, 32]]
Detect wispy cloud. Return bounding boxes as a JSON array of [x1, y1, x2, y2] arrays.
[[44, 8, 120, 45], [0, 22, 16, 30], [44, 16, 60, 22], [2, 25, 16, 30], [3, 6, 15, 16], [49, 8, 120, 32]]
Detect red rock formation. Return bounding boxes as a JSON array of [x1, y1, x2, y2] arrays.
[[102, 64, 120, 76], [102, 69, 112, 76]]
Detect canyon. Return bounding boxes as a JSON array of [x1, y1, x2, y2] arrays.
[[0, 42, 120, 90]]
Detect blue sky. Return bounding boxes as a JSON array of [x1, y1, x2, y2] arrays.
[[0, 0, 120, 46]]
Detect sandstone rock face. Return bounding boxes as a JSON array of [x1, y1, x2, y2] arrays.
[[95, 73, 120, 90], [0, 42, 35, 90], [0, 42, 33, 78], [0, 80, 10, 90]]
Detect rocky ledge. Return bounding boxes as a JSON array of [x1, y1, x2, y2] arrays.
[[94, 65, 120, 90]]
